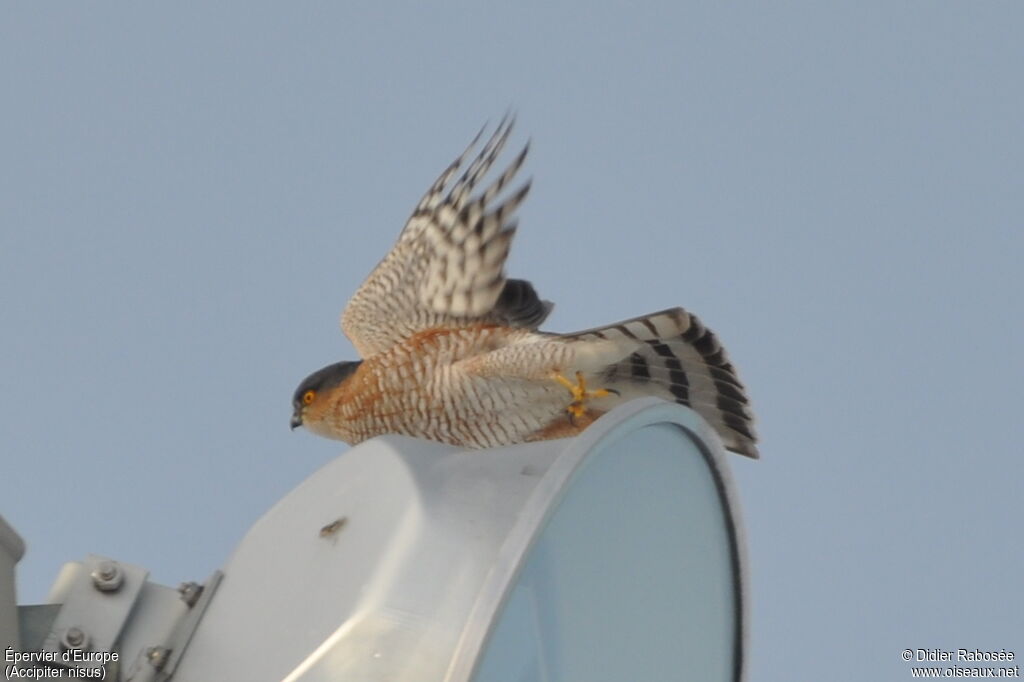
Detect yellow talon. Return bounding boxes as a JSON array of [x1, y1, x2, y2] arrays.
[[552, 371, 617, 422], [553, 372, 580, 397]]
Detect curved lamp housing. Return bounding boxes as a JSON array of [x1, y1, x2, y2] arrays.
[[172, 398, 748, 681]]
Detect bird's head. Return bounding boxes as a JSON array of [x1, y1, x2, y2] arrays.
[[290, 360, 362, 438]]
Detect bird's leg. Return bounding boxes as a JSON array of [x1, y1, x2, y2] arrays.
[[552, 371, 619, 423]]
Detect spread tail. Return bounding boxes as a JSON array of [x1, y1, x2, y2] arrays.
[[562, 308, 759, 458]]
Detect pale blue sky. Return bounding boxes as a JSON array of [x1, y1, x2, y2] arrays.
[[2, 3, 1021, 679]]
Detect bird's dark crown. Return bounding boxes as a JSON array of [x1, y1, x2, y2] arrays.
[[293, 361, 362, 405]]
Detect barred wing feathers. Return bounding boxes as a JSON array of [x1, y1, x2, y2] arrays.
[[341, 118, 543, 358]]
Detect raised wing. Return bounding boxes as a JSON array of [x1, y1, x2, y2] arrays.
[[341, 118, 549, 358]]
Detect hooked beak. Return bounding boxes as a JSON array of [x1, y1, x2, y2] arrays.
[[290, 411, 303, 430]]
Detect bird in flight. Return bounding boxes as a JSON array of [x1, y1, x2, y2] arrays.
[[291, 119, 759, 458]]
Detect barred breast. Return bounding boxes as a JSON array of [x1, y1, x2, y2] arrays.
[[330, 326, 563, 448]]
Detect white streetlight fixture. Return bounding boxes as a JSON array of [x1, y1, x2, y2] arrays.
[[3, 398, 748, 681], [176, 397, 748, 681]]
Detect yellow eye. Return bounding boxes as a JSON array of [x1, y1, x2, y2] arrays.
[[303, 390, 316, 405]]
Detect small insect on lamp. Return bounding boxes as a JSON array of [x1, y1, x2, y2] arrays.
[[2, 397, 748, 681], [170, 397, 749, 681]]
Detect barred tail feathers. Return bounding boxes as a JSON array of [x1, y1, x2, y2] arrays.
[[562, 308, 759, 459]]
